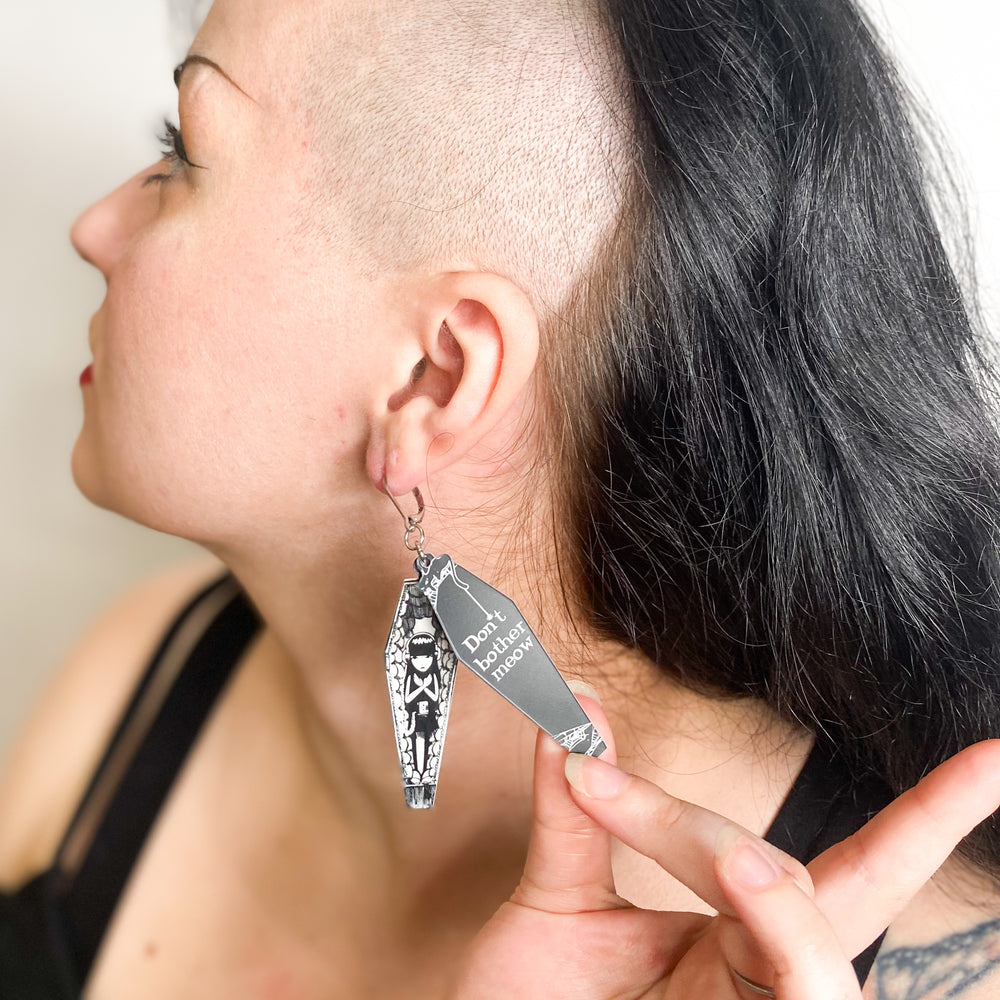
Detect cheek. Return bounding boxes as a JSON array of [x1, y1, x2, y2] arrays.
[[89, 222, 368, 536]]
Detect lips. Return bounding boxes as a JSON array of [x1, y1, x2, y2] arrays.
[[80, 364, 93, 386]]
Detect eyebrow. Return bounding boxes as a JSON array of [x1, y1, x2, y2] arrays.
[[173, 54, 257, 103]]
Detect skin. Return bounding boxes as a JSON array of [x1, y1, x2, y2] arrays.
[[453, 700, 1000, 1000], [50, 0, 1000, 995]]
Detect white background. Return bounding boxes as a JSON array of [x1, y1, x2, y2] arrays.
[[0, 0, 997, 753]]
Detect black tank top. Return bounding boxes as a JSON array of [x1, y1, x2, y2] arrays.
[[0, 572, 893, 997]]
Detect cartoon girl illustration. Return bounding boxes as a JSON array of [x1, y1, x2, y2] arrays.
[[402, 623, 441, 779]]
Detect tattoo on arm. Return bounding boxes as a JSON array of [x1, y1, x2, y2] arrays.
[[875, 919, 1000, 999]]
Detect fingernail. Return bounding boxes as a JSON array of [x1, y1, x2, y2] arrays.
[[565, 754, 629, 799], [723, 837, 781, 890], [566, 679, 601, 703]]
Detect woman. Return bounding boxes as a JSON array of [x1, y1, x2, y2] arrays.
[[2, 0, 999, 996]]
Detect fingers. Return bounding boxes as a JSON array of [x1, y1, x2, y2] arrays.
[[563, 752, 858, 996], [563, 740, 1000, 999], [808, 739, 1000, 959], [564, 754, 811, 917], [511, 688, 624, 913], [714, 836, 861, 1000]]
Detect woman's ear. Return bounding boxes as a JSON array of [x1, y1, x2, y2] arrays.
[[367, 271, 540, 496]]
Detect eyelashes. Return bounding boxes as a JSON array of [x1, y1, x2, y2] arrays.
[[142, 117, 203, 186]]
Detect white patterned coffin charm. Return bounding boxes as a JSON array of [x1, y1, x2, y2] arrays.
[[384, 580, 458, 808]]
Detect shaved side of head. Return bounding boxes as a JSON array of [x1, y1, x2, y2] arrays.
[[294, 0, 633, 328]]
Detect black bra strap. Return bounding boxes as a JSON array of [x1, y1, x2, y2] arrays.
[[52, 572, 261, 984], [764, 739, 896, 986]]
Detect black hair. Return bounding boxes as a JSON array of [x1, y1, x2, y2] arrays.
[[408, 632, 438, 659], [571, 0, 1000, 880]]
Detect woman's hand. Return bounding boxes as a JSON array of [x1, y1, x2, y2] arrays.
[[450, 693, 1000, 1000]]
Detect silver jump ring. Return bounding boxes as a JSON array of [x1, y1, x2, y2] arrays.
[[731, 969, 777, 999], [384, 483, 427, 558], [403, 521, 426, 557]]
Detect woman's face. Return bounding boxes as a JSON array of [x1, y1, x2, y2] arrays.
[[71, 0, 385, 547]]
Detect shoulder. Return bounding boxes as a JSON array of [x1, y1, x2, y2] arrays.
[[0, 556, 228, 890], [866, 858, 1000, 1000]]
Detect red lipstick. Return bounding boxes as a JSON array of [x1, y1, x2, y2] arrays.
[[80, 364, 93, 386]]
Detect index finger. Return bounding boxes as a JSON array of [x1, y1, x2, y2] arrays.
[[564, 754, 812, 916], [808, 739, 1000, 958]]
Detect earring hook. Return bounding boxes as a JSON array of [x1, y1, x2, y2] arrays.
[[385, 484, 424, 525]]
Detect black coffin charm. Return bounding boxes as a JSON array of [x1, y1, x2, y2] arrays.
[[416, 555, 606, 757]]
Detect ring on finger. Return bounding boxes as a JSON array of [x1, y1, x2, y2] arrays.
[[730, 968, 777, 998]]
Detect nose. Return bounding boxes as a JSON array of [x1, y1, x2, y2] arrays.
[[70, 164, 164, 277]]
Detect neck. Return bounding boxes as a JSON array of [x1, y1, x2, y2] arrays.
[[208, 485, 810, 890]]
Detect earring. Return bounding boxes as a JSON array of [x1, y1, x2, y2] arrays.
[[384, 487, 457, 809], [383, 485, 607, 810]]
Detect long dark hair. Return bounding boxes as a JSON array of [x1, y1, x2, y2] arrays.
[[557, 0, 1000, 879]]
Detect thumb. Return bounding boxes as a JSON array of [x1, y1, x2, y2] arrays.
[[511, 686, 625, 914]]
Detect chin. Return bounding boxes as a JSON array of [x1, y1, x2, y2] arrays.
[[70, 434, 113, 512], [70, 434, 161, 530], [69, 433, 243, 552]]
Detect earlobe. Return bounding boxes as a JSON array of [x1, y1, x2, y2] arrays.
[[370, 272, 540, 497]]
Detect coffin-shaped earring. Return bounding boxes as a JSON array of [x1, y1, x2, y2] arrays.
[[383, 486, 606, 810]]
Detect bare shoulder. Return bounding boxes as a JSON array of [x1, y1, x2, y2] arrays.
[[865, 858, 1000, 1000], [0, 556, 228, 890]]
